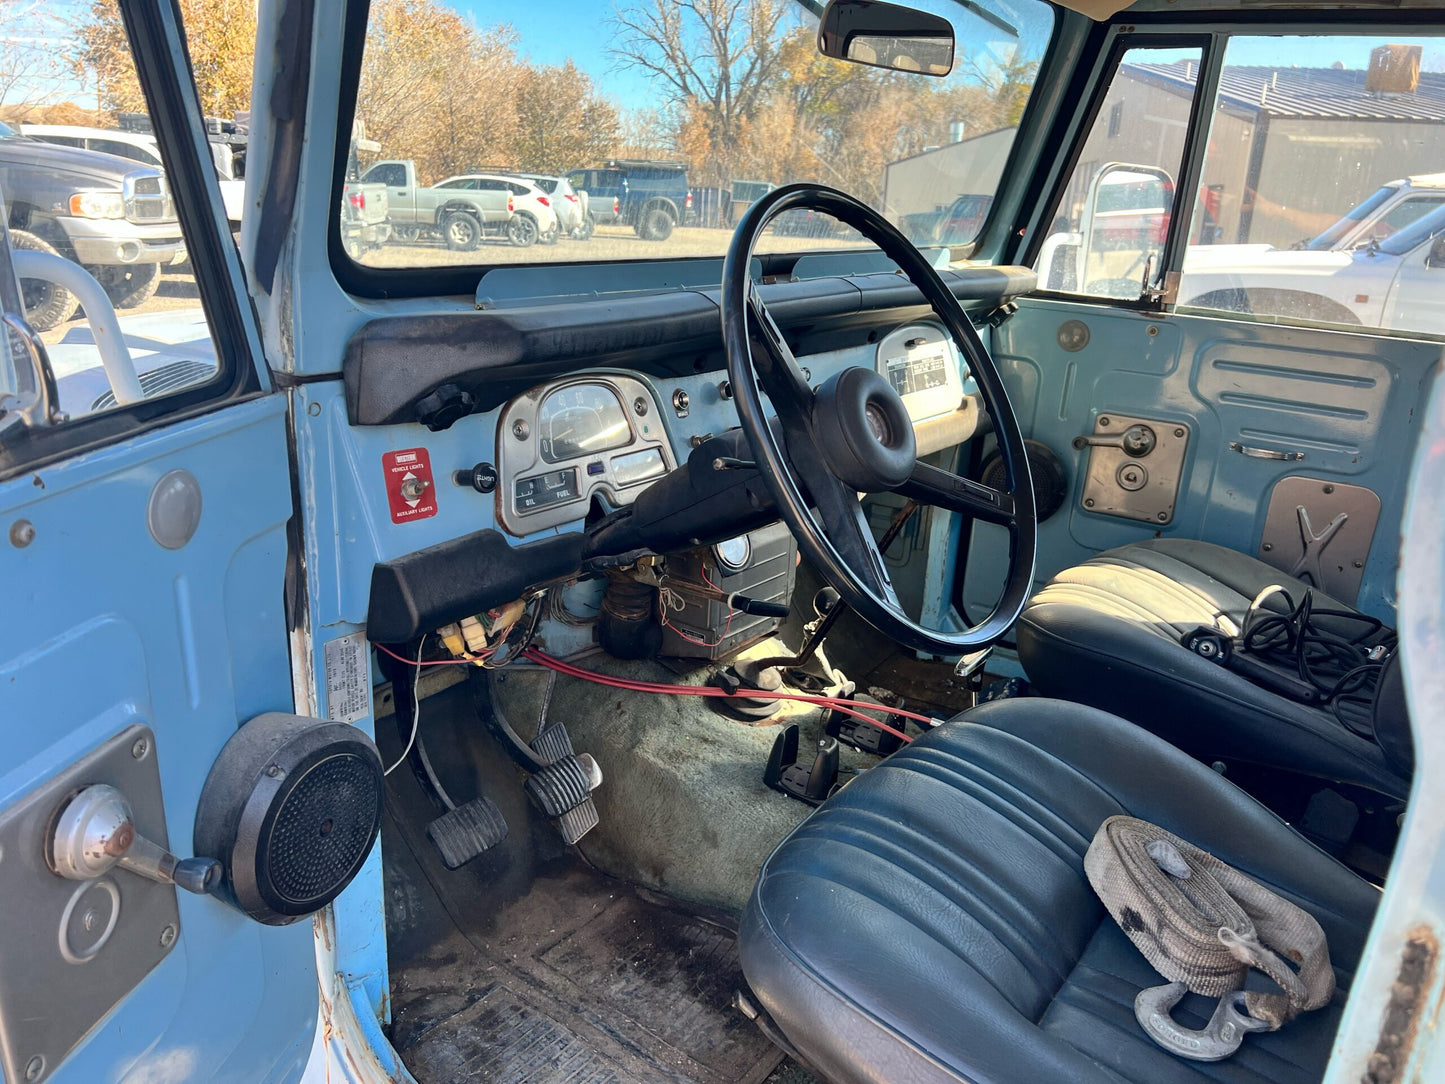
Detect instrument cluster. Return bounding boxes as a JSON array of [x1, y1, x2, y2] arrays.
[[495, 376, 675, 536]]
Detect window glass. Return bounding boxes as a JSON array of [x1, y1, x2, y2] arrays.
[[1036, 47, 1203, 299], [1177, 35, 1445, 335], [342, 0, 1054, 270], [0, 0, 238, 429]]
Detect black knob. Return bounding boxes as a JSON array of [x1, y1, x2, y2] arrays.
[[812, 586, 841, 617], [453, 462, 498, 493], [414, 383, 476, 432]]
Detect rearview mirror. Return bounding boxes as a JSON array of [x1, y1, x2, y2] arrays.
[[818, 0, 955, 77]]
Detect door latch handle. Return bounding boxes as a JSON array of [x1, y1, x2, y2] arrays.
[[1228, 441, 1305, 462], [1073, 423, 1157, 457], [48, 783, 221, 895]]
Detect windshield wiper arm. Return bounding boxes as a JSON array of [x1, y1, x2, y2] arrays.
[[957, 0, 1018, 38]]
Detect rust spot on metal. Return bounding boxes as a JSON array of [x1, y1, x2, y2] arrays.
[[1360, 925, 1439, 1084]]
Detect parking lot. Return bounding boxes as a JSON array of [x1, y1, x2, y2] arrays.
[[37, 224, 875, 347], [360, 223, 865, 267]]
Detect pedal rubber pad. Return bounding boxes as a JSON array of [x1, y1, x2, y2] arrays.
[[426, 797, 508, 869]]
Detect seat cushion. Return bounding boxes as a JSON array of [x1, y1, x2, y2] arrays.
[[739, 698, 1378, 1084], [1016, 538, 1406, 798]]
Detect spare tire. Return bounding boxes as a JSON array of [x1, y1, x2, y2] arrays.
[[10, 229, 79, 331], [92, 262, 161, 309]]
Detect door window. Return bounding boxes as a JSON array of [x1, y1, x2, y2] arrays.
[[0, 0, 241, 474], [366, 162, 408, 186], [1177, 35, 1445, 335], [1036, 47, 1204, 299]]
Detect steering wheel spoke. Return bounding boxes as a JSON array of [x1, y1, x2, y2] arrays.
[[897, 462, 1017, 526], [746, 286, 814, 410], [789, 444, 901, 608]]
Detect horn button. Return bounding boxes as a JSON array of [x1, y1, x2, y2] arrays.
[[811, 368, 917, 492]]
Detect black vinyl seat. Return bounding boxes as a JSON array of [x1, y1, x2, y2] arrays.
[[739, 698, 1377, 1084], [1016, 538, 1408, 799]]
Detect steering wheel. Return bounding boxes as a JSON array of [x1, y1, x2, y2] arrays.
[[721, 183, 1036, 656]]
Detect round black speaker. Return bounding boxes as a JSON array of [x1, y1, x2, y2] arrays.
[[194, 713, 384, 925], [980, 440, 1068, 522]]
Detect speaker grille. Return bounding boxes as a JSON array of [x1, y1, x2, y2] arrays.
[[265, 753, 382, 906]]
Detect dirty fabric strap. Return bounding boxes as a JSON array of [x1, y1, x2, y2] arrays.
[[1085, 816, 1335, 1031]]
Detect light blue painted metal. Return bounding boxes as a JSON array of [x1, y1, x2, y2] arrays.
[[1324, 354, 1445, 1080], [0, 396, 316, 1082], [964, 297, 1440, 624]]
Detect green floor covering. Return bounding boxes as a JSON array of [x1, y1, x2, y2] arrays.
[[493, 642, 878, 915]]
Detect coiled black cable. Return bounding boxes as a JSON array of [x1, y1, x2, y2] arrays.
[[1239, 585, 1395, 736]]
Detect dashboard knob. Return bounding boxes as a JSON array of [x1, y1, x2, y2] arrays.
[[414, 383, 476, 432], [453, 462, 498, 494]]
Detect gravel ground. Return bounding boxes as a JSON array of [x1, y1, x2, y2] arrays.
[[360, 223, 865, 268]]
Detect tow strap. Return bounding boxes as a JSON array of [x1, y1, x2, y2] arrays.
[[1085, 816, 1335, 1062]]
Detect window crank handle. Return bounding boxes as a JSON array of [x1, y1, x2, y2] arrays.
[[1073, 423, 1157, 457]]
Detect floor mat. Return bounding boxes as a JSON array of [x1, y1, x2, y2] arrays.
[[380, 691, 787, 1084]]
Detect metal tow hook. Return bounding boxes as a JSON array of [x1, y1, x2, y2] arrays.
[[1135, 982, 1272, 1061]]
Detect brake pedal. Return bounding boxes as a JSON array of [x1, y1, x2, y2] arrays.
[[426, 797, 508, 869]]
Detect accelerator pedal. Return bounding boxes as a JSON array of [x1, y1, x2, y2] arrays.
[[529, 723, 602, 845], [426, 796, 509, 870]]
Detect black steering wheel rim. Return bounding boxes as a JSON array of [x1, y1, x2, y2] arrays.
[[721, 182, 1036, 656]]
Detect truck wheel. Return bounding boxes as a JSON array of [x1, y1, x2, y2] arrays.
[[574, 214, 596, 241], [634, 206, 675, 242], [507, 214, 538, 248], [10, 229, 79, 332], [93, 262, 162, 309], [392, 225, 422, 244], [442, 212, 481, 252]]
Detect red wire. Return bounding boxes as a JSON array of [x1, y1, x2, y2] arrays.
[[523, 647, 921, 743], [374, 640, 491, 667]]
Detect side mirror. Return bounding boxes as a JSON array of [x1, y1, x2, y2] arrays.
[[1427, 234, 1445, 270], [817, 0, 955, 76], [1072, 163, 1175, 298]]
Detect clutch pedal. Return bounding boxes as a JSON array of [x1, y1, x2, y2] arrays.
[[427, 797, 508, 869]]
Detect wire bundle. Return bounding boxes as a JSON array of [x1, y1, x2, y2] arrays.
[[1240, 586, 1395, 735]]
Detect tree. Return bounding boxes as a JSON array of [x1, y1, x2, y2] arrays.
[[75, 0, 257, 117], [512, 62, 619, 175], [0, 1, 71, 111], [611, 0, 793, 185]]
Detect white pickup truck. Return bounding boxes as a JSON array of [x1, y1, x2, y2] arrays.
[[1177, 173, 1445, 334]]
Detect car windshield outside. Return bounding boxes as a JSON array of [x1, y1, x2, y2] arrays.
[[1378, 201, 1445, 256], [341, 0, 1053, 271]]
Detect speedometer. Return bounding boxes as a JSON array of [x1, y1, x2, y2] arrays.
[[538, 384, 633, 463]]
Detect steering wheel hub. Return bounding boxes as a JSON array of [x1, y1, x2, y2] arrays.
[[813, 368, 917, 492]]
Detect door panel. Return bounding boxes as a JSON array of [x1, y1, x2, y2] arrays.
[[0, 398, 315, 1082], [964, 297, 1440, 626]]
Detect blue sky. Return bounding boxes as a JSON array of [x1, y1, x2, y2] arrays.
[[5, 2, 1444, 110]]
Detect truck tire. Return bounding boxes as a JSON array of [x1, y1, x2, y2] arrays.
[[634, 205, 676, 242], [10, 229, 79, 332], [442, 212, 481, 252], [93, 262, 162, 310], [507, 214, 538, 248], [574, 213, 596, 241]]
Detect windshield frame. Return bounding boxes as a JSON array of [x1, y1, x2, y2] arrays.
[[327, 0, 1062, 300]]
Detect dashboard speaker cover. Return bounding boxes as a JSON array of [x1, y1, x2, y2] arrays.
[[194, 713, 384, 925], [981, 440, 1067, 522]]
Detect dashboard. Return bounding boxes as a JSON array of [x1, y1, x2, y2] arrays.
[[491, 321, 974, 537]]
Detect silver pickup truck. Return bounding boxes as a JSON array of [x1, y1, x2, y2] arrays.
[[359, 159, 556, 249]]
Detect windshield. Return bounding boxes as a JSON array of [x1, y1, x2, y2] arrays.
[[1379, 202, 1445, 256], [342, 0, 1053, 272], [1303, 184, 1397, 250]]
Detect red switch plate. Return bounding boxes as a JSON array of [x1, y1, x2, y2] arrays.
[[382, 448, 438, 524]]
